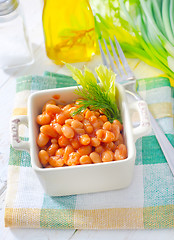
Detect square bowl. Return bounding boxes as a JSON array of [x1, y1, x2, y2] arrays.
[[11, 83, 151, 196]]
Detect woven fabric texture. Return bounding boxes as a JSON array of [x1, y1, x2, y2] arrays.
[[4, 73, 174, 229]]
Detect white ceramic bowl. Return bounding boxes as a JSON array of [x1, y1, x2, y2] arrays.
[[11, 83, 151, 196]]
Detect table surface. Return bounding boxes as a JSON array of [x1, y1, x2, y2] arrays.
[[1, 0, 174, 239]]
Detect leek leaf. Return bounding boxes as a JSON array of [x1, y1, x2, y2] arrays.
[[90, 0, 174, 81], [170, 0, 174, 35], [151, 0, 165, 35], [162, 0, 174, 44]]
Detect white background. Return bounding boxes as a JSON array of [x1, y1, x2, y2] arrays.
[[1, 0, 174, 239]]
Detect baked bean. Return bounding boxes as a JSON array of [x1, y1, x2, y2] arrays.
[[77, 145, 92, 156], [103, 121, 112, 130], [47, 143, 59, 156], [102, 150, 114, 162], [53, 123, 62, 135], [74, 128, 85, 135], [115, 133, 124, 145], [98, 119, 104, 127], [91, 137, 100, 147], [40, 125, 58, 138], [37, 132, 49, 147], [85, 109, 94, 119], [94, 111, 100, 117], [82, 119, 90, 126], [55, 148, 65, 157], [39, 150, 49, 166], [111, 124, 120, 141], [84, 124, 93, 134], [99, 115, 108, 122], [36, 113, 51, 125], [62, 125, 75, 138], [37, 100, 127, 168], [96, 129, 115, 142], [102, 131, 115, 143], [46, 104, 61, 115], [67, 152, 80, 166], [71, 119, 83, 129], [89, 115, 97, 123], [42, 99, 56, 112], [63, 145, 74, 164], [83, 119, 93, 133], [92, 120, 103, 130], [73, 114, 84, 121], [49, 156, 64, 167], [65, 119, 73, 125], [90, 152, 102, 163], [114, 144, 127, 160], [71, 139, 81, 149], [56, 112, 70, 125], [113, 119, 123, 131], [105, 142, 116, 151], [68, 106, 78, 115], [79, 155, 92, 164], [58, 135, 70, 147], [79, 134, 90, 145], [62, 104, 72, 111], [96, 129, 105, 141], [95, 145, 104, 154]]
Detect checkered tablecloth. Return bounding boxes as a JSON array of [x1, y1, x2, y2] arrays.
[[4, 72, 174, 229]]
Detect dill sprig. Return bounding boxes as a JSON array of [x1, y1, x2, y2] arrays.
[[66, 64, 121, 123]]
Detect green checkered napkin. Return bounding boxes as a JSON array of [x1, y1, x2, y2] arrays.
[[4, 72, 174, 229]]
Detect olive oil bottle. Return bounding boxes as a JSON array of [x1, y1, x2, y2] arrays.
[[42, 0, 96, 64]]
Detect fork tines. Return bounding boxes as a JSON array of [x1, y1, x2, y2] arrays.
[[98, 35, 135, 81]]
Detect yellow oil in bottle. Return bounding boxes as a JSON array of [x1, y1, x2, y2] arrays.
[[42, 0, 96, 64]]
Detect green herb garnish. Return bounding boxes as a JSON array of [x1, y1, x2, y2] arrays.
[[66, 64, 121, 123]]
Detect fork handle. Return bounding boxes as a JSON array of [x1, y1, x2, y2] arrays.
[[149, 112, 174, 175], [128, 89, 174, 176]]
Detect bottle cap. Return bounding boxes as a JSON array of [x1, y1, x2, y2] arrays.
[[0, 0, 18, 16]]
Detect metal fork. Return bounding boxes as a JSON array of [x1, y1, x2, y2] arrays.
[[99, 35, 174, 176]]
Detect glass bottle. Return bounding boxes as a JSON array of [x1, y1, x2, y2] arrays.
[[42, 0, 96, 64], [0, 0, 34, 69]]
